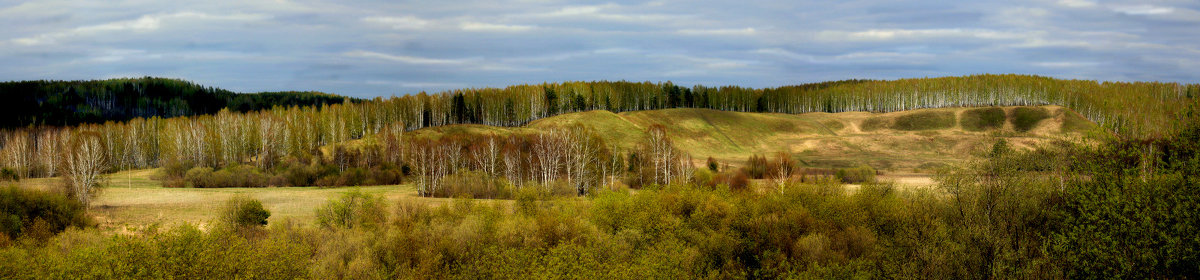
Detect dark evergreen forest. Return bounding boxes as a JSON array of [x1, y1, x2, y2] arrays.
[[0, 77, 358, 128]]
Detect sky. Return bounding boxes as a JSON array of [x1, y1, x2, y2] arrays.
[[1, 0, 1198, 98]]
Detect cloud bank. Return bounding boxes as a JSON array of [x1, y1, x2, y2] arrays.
[[0, 0, 1196, 97]]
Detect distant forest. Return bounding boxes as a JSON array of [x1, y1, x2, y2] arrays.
[[0, 77, 359, 128]]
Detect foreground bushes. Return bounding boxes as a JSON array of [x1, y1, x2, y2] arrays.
[[0, 186, 91, 243], [0, 225, 312, 279]]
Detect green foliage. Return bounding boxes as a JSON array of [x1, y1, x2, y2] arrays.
[[961, 107, 1006, 131], [220, 195, 270, 228], [1046, 114, 1200, 278], [316, 190, 386, 229], [0, 168, 17, 182], [1011, 107, 1050, 132], [989, 138, 1012, 157], [892, 111, 956, 131], [835, 165, 876, 184], [0, 225, 313, 279], [0, 186, 91, 241]]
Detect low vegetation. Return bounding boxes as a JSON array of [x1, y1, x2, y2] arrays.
[[960, 107, 1006, 131], [1012, 107, 1051, 132], [220, 195, 271, 229], [892, 111, 956, 131], [0, 186, 91, 244]]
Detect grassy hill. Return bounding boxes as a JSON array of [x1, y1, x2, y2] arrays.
[[414, 105, 1098, 172]]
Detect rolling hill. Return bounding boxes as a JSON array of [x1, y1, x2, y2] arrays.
[[410, 105, 1097, 172]]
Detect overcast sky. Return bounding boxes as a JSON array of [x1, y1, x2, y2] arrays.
[[1, 0, 1197, 97]]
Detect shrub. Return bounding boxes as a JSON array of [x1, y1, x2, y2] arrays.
[[692, 168, 716, 188], [623, 167, 655, 189], [0, 186, 91, 241], [184, 165, 270, 188], [432, 170, 515, 199], [712, 170, 750, 191], [154, 160, 193, 182], [336, 168, 369, 186], [1011, 107, 1050, 132], [316, 190, 386, 229], [990, 138, 1012, 157], [0, 168, 18, 182], [961, 107, 1006, 131], [220, 195, 270, 228], [183, 167, 214, 187], [836, 165, 876, 184], [892, 111, 955, 131], [545, 180, 578, 197], [744, 154, 769, 179], [369, 165, 402, 186], [860, 117, 890, 131]]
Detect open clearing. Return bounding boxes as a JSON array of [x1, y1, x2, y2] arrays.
[[13, 169, 448, 230], [13, 169, 938, 229]]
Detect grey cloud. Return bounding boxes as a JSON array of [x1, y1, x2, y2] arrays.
[[0, 0, 1196, 97]]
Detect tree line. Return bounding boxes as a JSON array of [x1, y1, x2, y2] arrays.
[[0, 77, 358, 128], [0, 74, 1196, 186]]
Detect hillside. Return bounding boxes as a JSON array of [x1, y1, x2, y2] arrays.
[[414, 106, 1097, 172], [0, 77, 358, 128]]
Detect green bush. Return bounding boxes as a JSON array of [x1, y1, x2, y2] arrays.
[[0, 224, 314, 279], [892, 111, 956, 131], [0, 168, 18, 182], [1011, 107, 1050, 132], [961, 107, 1006, 131], [316, 190, 386, 229], [183, 167, 214, 187], [836, 165, 876, 184], [0, 186, 91, 241], [220, 195, 270, 228]]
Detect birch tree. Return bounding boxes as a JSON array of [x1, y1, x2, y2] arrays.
[[60, 132, 107, 207]]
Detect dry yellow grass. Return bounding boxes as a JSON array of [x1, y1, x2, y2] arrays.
[[14, 169, 447, 230]]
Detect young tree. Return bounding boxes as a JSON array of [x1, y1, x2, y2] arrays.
[[645, 124, 672, 185], [1, 131, 33, 178], [60, 132, 107, 207]]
